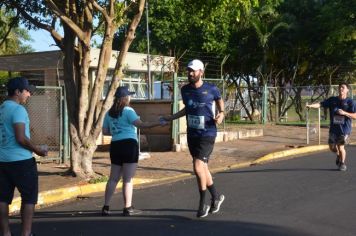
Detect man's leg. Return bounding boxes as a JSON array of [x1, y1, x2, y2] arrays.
[[193, 158, 208, 191], [0, 202, 11, 236], [193, 158, 211, 217], [21, 203, 35, 236], [329, 140, 341, 167], [204, 165, 225, 214], [205, 164, 219, 199], [337, 144, 346, 164]]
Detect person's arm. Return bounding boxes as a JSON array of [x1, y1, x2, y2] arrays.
[[162, 108, 186, 121], [133, 119, 163, 129], [337, 109, 356, 119], [214, 98, 225, 125], [14, 123, 47, 156], [306, 102, 321, 109]]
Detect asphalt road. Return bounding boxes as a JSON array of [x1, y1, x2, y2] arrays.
[[9, 145, 356, 236]]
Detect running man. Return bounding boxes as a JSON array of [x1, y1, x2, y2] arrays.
[[307, 82, 356, 171], [163, 59, 225, 218]]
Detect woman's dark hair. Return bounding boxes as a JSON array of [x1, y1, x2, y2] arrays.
[[108, 96, 130, 118]]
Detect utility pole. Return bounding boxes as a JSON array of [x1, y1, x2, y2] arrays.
[[145, 0, 152, 99]]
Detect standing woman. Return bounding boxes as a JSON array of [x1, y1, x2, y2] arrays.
[[101, 86, 164, 216]]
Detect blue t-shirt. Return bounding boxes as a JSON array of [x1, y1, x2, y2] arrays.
[[103, 106, 139, 141], [181, 82, 222, 137], [321, 96, 356, 135], [0, 100, 32, 162]]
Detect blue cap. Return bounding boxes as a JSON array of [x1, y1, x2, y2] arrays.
[[7, 77, 35, 94], [115, 86, 135, 98]]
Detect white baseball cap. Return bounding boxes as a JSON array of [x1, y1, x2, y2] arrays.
[[187, 59, 204, 71]]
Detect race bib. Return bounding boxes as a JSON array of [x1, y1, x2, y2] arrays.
[[333, 115, 345, 125], [187, 115, 205, 129]]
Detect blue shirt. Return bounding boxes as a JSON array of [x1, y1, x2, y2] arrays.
[[181, 82, 222, 137], [321, 96, 356, 135], [103, 106, 139, 141], [0, 100, 32, 162]]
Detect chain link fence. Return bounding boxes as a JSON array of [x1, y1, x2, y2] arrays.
[[0, 86, 65, 163], [225, 84, 353, 124]]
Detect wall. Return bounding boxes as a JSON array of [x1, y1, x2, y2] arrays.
[[101, 100, 173, 151]]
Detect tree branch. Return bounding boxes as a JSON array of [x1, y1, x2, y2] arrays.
[[45, 0, 88, 46], [93, 0, 145, 138]]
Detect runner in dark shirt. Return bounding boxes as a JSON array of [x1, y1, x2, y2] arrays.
[[307, 82, 356, 171], [163, 59, 225, 218]]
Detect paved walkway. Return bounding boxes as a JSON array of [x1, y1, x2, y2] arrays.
[[10, 124, 352, 213]]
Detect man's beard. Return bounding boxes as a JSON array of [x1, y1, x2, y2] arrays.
[[188, 76, 199, 84]]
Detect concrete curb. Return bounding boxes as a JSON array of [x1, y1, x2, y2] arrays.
[[251, 141, 356, 166], [251, 145, 329, 165], [9, 144, 333, 214]]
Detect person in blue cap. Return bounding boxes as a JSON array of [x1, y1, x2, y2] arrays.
[[307, 82, 356, 171], [0, 77, 47, 236], [162, 59, 225, 218], [101, 86, 166, 216]]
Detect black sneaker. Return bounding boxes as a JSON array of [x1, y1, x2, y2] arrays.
[[123, 206, 142, 216], [339, 163, 347, 171], [336, 155, 341, 167], [101, 205, 110, 216], [209, 194, 225, 214], [196, 204, 210, 218]]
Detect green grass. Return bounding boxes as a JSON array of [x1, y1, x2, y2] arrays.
[[88, 175, 109, 184]]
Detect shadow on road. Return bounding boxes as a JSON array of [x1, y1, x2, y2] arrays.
[[9, 210, 314, 236]]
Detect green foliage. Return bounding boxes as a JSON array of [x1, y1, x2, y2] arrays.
[[120, 0, 356, 85], [0, 7, 33, 55], [114, 0, 255, 56], [0, 71, 10, 85], [225, 120, 258, 125], [227, 114, 241, 122], [88, 175, 109, 184]]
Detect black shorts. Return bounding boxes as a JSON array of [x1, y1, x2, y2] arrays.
[[187, 136, 216, 163], [110, 139, 139, 166], [328, 133, 350, 145], [0, 158, 38, 204]]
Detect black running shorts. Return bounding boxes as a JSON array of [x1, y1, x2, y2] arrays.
[[110, 139, 139, 166], [187, 136, 216, 163], [328, 133, 350, 145], [0, 158, 38, 204]]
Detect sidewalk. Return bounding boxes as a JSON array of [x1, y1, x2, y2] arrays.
[[10, 124, 344, 213]]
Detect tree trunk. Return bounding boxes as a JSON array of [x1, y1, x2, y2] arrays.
[[70, 142, 97, 178], [69, 125, 97, 178]]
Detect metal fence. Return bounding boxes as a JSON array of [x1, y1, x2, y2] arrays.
[[225, 84, 353, 124], [0, 86, 67, 163]]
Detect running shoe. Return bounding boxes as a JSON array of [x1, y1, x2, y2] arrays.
[[101, 205, 110, 216], [123, 206, 142, 216], [339, 163, 347, 171], [196, 204, 210, 218], [209, 194, 225, 214]]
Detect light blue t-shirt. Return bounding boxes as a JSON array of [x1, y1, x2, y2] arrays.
[[103, 106, 139, 141], [0, 100, 32, 162]]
